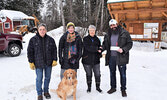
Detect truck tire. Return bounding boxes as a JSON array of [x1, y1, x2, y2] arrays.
[[8, 44, 21, 57]]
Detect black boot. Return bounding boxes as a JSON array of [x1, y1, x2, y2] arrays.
[[96, 83, 102, 93], [44, 92, 51, 99], [107, 88, 116, 94], [87, 82, 91, 93], [121, 90, 127, 97]]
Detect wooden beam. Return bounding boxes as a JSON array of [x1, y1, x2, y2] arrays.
[[115, 13, 119, 22], [107, 4, 113, 19], [119, 13, 126, 21], [110, 8, 167, 14], [123, 19, 167, 23], [134, 2, 137, 10], [135, 13, 139, 20], [162, 12, 167, 17], [158, 22, 162, 41], [149, 0, 152, 9], [123, 14, 126, 21], [120, 3, 124, 10], [150, 12, 152, 20], [134, 2, 138, 20]]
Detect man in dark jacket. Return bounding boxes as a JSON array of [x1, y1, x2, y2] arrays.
[[102, 19, 133, 97], [59, 22, 82, 79], [82, 25, 102, 93], [27, 23, 57, 100]]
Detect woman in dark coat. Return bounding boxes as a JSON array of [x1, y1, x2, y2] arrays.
[[59, 22, 82, 79], [82, 25, 102, 93]]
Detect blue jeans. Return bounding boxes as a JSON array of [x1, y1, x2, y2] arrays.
[[83, 64, 101, 84], [109, 56, 127, 91], [35, 66, 52, 96]]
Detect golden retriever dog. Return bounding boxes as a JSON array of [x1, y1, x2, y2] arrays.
[[56, 69, 77, 100]]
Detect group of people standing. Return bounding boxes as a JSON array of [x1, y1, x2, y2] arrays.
[[27, 19, 133, 100]]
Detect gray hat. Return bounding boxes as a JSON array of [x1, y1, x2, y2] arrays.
[[88, 25, 96, 30], [38, 23, 47, 30]]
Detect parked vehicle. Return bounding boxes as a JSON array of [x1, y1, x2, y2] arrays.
[[14, 14, 40, 36], [0, 32, 23, 57]]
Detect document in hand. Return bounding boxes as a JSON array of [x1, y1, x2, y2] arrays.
[[110, 46, 120, 51]]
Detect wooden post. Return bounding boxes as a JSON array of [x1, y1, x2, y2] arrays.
[[159, 22, 162, 41], [115, 13, 119, 23], [165, 0, 167, 8]]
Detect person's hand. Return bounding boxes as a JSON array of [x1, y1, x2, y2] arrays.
[[99, 46, 103, 50], [52, 60, 57, 67], [98, 50, 102, 53], [117, 48, 123, 53], [29, 63, 35, 70]]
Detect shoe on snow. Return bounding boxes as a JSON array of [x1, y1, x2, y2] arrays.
[[38, 95, 43, 100], [96, 87, 102, 93], [44, 92, 51, 99], [107, 88, 116, 94], [87, 88, 91, 93], [121, 90, 127, 97]]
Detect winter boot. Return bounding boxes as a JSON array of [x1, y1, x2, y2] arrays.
[[121, 90, 127, 97], [37, 95, 43, 100], [107, 88, 116, 94], [87, 82, 91, 93], [44, 92, 51, 99], [96, 83, 102, 93]]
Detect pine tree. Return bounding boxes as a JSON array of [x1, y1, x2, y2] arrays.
[[0, 0, 5, 10], [3, 0, 43, 20], [45, 0, 61, 30]]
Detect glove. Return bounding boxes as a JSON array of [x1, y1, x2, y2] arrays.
[[29, 63, 35, 70], [52, 60, 57, 67]]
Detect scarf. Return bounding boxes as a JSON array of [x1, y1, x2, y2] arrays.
[[67, 32, 76, 43]]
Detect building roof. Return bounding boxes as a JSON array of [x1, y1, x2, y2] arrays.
[[107, 0, 147, 3], [0, 10, 29, 21]]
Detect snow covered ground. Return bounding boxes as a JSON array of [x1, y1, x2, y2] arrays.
[[0, 26, 167, 100]]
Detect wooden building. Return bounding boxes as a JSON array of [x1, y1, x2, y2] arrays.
[[0, 10, 28, 33], [107, 0, 167, 41]]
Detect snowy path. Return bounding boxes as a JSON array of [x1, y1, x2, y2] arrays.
[[0, 33, 167, 100]]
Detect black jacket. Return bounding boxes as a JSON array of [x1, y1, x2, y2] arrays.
[[58, 31, 82, 69], [82, 35, 102, 65], [27, 33, 57, 68], [102, 26, 133, 66]]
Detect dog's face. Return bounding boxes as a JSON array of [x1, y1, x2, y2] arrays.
[[63, 69, 76, 80]]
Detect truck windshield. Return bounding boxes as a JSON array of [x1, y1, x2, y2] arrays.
[[22, 20, 29, 25], [29, 20, 35, 27]]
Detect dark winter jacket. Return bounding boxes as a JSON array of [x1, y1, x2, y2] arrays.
[[102, 26, 133, 66], [27, 33, 57, 68], [58, 31, 82, 69], [82, 35, 102, 65]]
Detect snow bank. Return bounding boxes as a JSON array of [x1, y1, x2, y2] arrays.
[[0, 10, 29, 21]]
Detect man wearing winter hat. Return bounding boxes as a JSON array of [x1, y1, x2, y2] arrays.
[[59, 22, 82, 79], [101, 19, 133, 97], [27, 23, 57, 100]]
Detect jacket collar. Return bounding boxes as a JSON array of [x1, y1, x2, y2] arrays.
[[36, 32, 47, 38]]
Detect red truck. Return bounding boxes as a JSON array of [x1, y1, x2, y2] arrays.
[[0, 32, 23, 57]]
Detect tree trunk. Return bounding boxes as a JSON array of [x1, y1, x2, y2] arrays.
[[88, 0, 91, 23], [69, 0, 73, 21], [99, 0, 104, 35], [60, 0, 66, 33], [95, 1, 101, 28]]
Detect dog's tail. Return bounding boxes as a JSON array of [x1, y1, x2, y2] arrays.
[[50, 89, 57, 93]]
